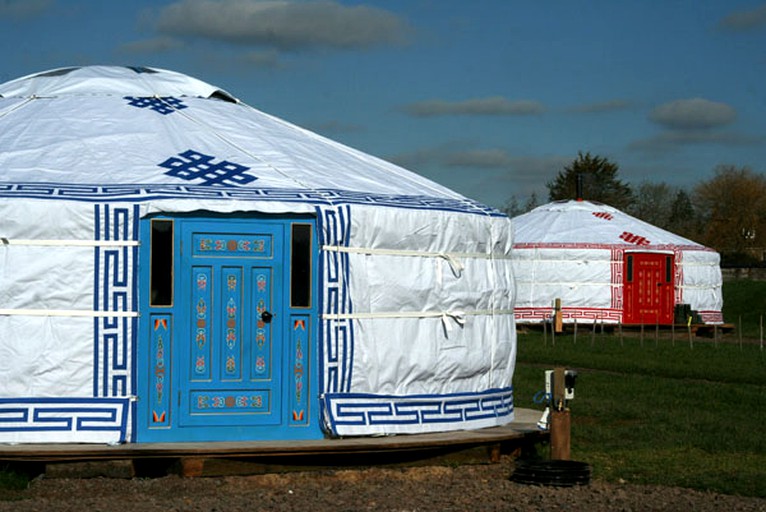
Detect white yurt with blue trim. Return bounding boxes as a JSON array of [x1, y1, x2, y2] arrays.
[[0, 66, 516, 444], [512, 200, 722, 326]]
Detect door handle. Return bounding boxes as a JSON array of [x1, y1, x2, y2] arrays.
[[261, 310, 273, 324]]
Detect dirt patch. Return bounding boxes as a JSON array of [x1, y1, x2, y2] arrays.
[[1, 459, 764, 512]]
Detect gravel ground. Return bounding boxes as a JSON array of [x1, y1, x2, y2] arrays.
[[1, 459, 764, 512]]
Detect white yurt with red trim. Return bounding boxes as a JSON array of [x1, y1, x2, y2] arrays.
[[512, 200, 723, 326]]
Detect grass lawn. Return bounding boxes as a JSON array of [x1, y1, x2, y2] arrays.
[[513, 330, 766, 497], [722, 279, 766, 338]]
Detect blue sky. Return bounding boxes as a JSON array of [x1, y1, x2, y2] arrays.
[[1, 0, 765, 209]]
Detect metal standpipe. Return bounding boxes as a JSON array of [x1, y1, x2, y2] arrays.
[[512, 366, 590, 487]]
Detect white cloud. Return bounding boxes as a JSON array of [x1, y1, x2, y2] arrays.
[[402, 97, 544, 117], [629, 130, 763, 153], [718, 3, 766, 31], [387, 144, 572, 206], [154, 0, 410, 50], [0, 0, 52, 19], [242, 49, 282, 68], [390, 145, 565, 184], [388, 145, 563, 206], [649, 98, 736, 130]]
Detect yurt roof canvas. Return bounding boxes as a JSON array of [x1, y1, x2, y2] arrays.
[[0, 65, 469, 205], [0, 66, 516, 444]]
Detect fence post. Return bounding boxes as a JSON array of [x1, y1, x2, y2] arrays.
[[738, 315, 743, 350], [671, 321, 675, 347], [573, 317, 577, 345], [552, 317, 556, 346], [688, 316, 693, 349], [591, 319, 596, 346]]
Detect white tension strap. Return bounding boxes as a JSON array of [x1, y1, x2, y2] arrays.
[[0, 309, 138, 318], [322, 245, 511, 277], [0, 238, 139, 247], [322, 309, 514, 332]]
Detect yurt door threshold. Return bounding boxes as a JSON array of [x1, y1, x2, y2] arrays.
[[136, 214, 321, 443]]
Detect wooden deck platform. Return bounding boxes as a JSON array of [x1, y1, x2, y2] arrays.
[[0, 409, 547, 477]]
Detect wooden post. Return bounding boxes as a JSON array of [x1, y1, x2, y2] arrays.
[[550, 409, 571, 460], [573, 317, 577, 345], [655, 321, 659, 346], [554, 298, 563, 334], [179, 458, 205, 478], [550, 367, 570, 460], [552, 316, 556, 347], [489, 443, 502, 463], [738, 315, 743, 349], [671, 321, 675, 346], [688, 316, 693, 349]]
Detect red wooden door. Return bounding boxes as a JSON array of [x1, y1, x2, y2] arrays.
[[623, 253, 675, 325]]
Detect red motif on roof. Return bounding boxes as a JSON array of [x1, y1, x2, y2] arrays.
[[592, 211, 614, 221], [619, 231, 650, 246]]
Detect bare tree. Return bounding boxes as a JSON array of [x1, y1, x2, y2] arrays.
[[694, 165, 766, 265], [627, 181, 677, 229]]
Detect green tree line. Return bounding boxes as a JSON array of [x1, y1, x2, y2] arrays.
[[504, 152, 766, 267]]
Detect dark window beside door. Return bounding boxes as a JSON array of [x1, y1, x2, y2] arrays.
[[291, 223, 312, 308], [150, 219, 173, 307]]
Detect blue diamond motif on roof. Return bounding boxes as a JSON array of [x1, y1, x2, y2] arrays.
[[159, 150, 257, 187], [125, 96, 187, 115]]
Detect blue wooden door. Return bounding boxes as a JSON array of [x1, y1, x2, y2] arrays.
[[137, 215, 321, 443], [178, 220, 283, 427]]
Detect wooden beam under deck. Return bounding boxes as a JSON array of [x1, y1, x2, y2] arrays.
[[0, 409, 546, 465]]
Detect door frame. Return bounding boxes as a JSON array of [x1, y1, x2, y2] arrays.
[[622, 251, 675, 325], [134, 212, 322, 442]]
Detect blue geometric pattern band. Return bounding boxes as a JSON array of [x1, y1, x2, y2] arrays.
[[0, 398, 129, 442], [322, 387, 514, 436], [0, 182, 502, 216], [317, 205, 355, 395], [93, 204, 139, 399]]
